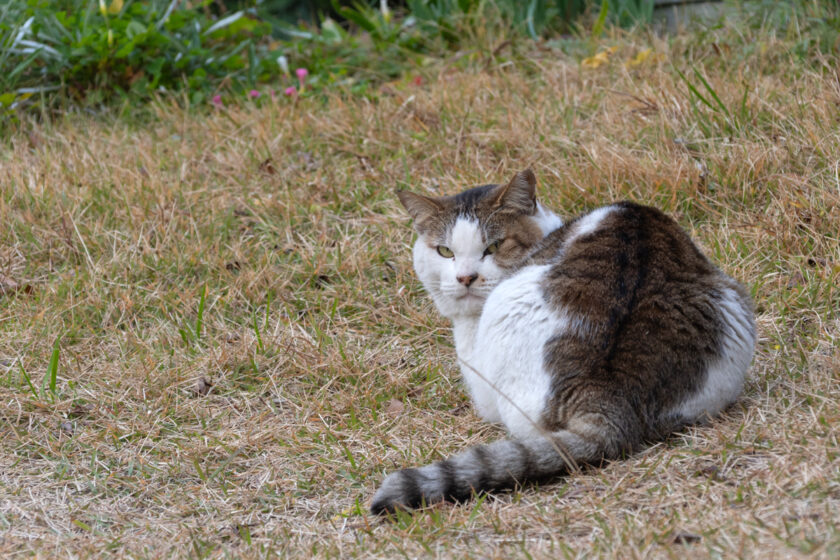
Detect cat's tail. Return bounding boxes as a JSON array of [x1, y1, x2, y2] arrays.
[[370, 428, 610, 515]]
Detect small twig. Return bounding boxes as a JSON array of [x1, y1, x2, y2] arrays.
[[606, 88, 659, 112]]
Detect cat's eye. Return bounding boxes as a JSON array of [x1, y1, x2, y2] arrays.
[[437, 246, 454, 258], [483, 241, 500, 257]]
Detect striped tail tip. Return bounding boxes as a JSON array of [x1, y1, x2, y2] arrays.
[[370, 434, 601, 515], [370, 466, 464, 515]]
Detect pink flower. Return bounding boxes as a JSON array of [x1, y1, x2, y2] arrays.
[[248, 89, 260, 99], [284, 86, 297, 96], [211, 94, 223, 107], [295, 68, 308, 82]]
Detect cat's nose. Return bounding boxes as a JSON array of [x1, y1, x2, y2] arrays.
[[457, 273, 479, 287]]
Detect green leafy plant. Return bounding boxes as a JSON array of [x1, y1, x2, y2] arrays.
[[0, 0, 285, 113]]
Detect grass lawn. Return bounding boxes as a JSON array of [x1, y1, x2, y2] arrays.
[[1, 21, 838, 558]]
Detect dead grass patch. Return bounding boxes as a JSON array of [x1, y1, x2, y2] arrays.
[[1, 22, 838, 559]]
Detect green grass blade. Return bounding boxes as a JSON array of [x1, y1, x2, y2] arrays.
[[45, 337, 60, 400], [209, 448, 242, 481], [195, 284, 206, 340], [692, 67, 732, 119], [238, 524, 252, 546], [8, 49, 42, 82], [675, 67, 716, 112], [18, 362, 39, 401], [264, 291, 271, 331], [342, 443, 357, 470], [72, 519, 93, 532], [740, 82, 749, 121], [193, 457, 207, 481], [592, 0, 609, 38], [179, 328, 193, 346], [332, 1, 377, 34], [252, 311, 264, 353]]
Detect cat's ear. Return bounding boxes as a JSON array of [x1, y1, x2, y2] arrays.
[[397, 190, 444, 231], [491, 169, 537, 214]]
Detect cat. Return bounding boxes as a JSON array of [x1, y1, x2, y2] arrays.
[[370, 169, 756, 515]]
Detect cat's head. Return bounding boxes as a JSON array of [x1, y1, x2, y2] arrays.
[[398, 169, 562, 319]]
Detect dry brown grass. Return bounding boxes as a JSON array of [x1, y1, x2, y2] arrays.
[[1, 21, 839, 559]]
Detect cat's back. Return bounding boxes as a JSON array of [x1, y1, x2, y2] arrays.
[[529, 201, 713, 274], [526, 201, 734, 320], [528, 201, 750, 352], [485, 201, 712, 313]]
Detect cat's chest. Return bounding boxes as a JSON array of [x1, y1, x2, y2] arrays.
[[452, 319, 481, 363], [449, 266, 559, 434]]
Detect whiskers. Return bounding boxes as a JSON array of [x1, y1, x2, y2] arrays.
[[439, 280, 497, 301]]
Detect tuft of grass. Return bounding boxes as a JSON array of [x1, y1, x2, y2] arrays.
[[1, 8, 839, 558]]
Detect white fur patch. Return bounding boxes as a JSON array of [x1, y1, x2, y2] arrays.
[[449, 218, 484, 255], [672, 286, 756, 421], [566, 206, 617, 247], [534, 203, 563, 235], [458, 264, 566, 437], [449, 218, 485, 282]]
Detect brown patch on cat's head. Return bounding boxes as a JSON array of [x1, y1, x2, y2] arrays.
[[477, 170, 544, 270], [397, 169, 537, 231], [397, 169, 546, 269]]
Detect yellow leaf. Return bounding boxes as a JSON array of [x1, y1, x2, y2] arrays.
[[627, 48, 653, 67], [108, 0, 123, 15], [582, 51, 610, 69]]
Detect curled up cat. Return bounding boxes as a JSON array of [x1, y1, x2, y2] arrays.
[[370, 169, 756, 515]]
